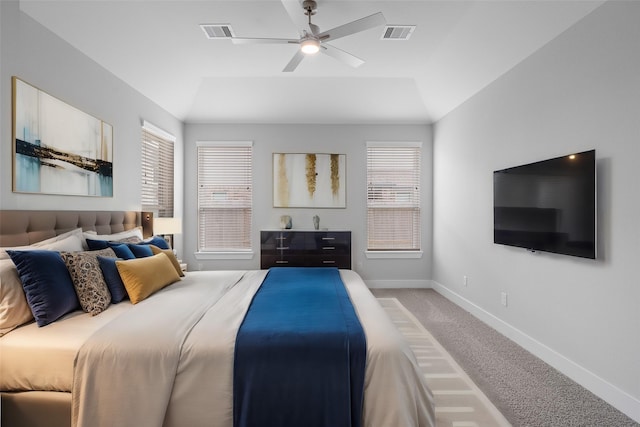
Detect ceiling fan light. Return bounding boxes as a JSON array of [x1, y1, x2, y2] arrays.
[[301, 39, 320, 55]]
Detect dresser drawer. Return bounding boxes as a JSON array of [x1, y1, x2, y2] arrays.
[[260, 254, 307, 269], [260, 231, 306, 254], [305, 255, 351, 269], [306, 232, 350, 254]]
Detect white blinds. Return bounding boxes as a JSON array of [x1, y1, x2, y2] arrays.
[[367, 143, 421, 250], [197, 142, 253, 251], [141, 124, 174, 217]]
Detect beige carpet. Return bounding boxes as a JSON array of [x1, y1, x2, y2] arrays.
[[379, 297, 511, 427]]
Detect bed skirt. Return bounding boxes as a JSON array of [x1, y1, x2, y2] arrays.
[[1, 391, 71, 427]]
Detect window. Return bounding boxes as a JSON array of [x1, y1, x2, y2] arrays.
[[141, 121, 175, 217], [366, 142, 422, 252], [197, 141, 253, 253]]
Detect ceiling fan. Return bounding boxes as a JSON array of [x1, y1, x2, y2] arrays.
[[232, 0, 386, 72]]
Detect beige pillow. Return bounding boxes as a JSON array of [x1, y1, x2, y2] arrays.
[[0, 259, 34, 335], [0, 228, 84, 260], [116, 253, 181, 304]]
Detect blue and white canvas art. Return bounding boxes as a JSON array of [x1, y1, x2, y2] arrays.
[[12, 77, 113, 196]]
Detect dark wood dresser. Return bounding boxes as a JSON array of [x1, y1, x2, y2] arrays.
[[260, 230, 351, 269]]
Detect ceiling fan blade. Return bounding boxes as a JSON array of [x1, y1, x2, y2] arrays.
[[317, 12, 386, 42], [321, 44, 365, 68], [281, 0, 312, 35], [283, 50, 306, 72], [232, 37, 298, 45]]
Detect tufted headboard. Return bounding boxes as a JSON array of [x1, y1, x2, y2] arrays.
[[0, 210, 145, 247]]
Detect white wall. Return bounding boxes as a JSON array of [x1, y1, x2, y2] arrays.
[[0, 1, 184, 252], [433, 1, 640, 421], [184, 123, 433, 285]]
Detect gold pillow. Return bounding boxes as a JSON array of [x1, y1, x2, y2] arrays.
[[149, 245, 184, 277], [116, 253, 181, 304]]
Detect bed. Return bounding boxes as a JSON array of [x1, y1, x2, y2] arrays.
[[0, 210, 435, 427]]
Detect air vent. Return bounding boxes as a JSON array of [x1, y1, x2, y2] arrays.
[[200, 24, 235, 39], [381, 25, 416, 40]]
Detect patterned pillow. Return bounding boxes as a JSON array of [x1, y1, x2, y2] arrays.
[[61, 248, 116, 316]]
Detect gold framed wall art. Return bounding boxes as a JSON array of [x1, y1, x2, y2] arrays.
[[273, 153, 346, 208]]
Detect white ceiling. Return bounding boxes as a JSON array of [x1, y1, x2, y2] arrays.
[[19, 0, 605, 124]]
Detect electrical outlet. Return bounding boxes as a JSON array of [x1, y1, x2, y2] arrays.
[[501, 292, 508, 307], [463, 276, 468, 287]]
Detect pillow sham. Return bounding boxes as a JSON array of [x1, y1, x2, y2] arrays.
[[116, 253, 181, 304], [97, 256, 128, 304], [7, 250, 79, 327], [61, 248, 115, 316], [83, 227, 143, 241], [0, 231, 84, 260], [149, 245, 184, 277], [0, 259, 34, 335]]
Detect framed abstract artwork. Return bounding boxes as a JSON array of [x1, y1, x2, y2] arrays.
[[12, 77, 113, 196], [273, 153, 346, 208]]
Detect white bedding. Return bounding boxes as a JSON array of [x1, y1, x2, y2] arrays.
[[1, 269, 435, 427]]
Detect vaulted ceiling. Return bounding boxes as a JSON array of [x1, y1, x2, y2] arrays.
[[20, 0, 605, 124]]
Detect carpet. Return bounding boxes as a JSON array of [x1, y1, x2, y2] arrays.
[[379, 297, 511, 427]]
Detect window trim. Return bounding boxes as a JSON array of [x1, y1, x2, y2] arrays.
[[365, 250, 423, 259]]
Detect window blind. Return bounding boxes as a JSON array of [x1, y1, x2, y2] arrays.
[[197, 142, 253, 252], [141, 123, 174, 217], [367, 143, 421, 250]]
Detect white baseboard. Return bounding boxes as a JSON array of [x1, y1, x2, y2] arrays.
[[365, 279, 431, 289], [430, 280, 640, 424]]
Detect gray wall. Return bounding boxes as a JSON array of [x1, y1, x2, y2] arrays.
[[184, 123, 433, 286], [0, 1, 184, 252], [432, 1, 640, 420]]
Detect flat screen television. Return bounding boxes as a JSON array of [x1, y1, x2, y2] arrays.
[[493, 150, 596, 259]]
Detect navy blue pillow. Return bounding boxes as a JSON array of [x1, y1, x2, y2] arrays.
[[126, 244, 154, 258], [86, 239, 109, 250], [107, 244, 136, 260], [7, 250, 80, 327], [97, 256, 128, 303], [141, 235, 170, 250]]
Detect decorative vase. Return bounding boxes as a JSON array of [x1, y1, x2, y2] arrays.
[[313, 215, 320, 230], [280, 215, 292, 229]]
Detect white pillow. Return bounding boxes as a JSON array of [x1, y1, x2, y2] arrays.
[[0, 259, 34, 335], [0, 228, 84, 260]]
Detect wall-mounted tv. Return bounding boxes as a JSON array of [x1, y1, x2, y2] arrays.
[[493, 150, 596, 259]]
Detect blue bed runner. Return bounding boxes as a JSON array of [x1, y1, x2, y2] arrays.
[[233, 267, 366, 427]]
